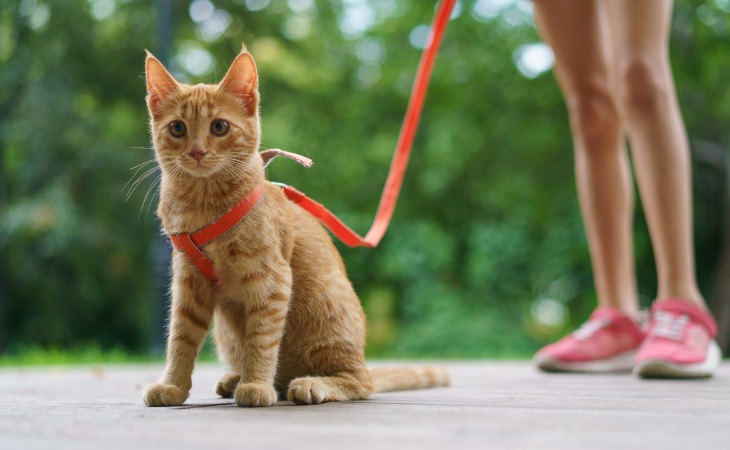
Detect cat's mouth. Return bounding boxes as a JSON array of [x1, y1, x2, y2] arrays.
[[179, 159, 218, 177]]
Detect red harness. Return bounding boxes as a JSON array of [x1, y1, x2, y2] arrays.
[[168, 0, 455, 282], [168, 185, 264, 283]]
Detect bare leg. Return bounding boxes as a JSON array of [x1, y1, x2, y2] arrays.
[[534, 0, 639, 316], [602, 0, 705, 307]]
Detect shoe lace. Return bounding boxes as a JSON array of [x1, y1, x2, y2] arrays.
[[573, 318, 611, 340], [651, 311, 689, 341]]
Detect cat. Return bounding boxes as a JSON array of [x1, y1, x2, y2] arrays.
[[142, 48, 449, 407]]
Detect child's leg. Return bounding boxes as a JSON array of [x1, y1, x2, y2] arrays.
[[602, 0, 718, 378], [602, 0, 704, 307], [534, 0, 639, 316]]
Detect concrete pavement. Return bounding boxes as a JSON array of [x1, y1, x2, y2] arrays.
[[1, 361, 728, 449]]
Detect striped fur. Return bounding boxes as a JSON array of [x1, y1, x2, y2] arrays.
[[142, 50, 449, 407]]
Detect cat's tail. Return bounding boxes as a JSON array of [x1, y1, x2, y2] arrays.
[[369, 366, 450, 393]]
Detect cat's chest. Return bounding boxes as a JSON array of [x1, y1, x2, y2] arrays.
[[163, 215, 206, 236], [158, 185, 251, 234], [159, 202, 222, 235], [205, 232, 285, 288]]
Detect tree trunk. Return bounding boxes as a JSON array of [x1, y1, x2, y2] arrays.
[[692, 140, 730, 352], [149, 0, 175, 354]]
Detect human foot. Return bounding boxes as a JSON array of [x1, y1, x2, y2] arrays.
[[634, 299, 721, 379], [534, 307, 646, 373]]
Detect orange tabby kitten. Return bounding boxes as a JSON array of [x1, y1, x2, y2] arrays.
[[142, 48, 449, 407]]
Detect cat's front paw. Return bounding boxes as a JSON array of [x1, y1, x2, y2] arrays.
[[143, 383, 189, 407], [215, 373, 241, 398], [234, 383, 277, 407], [288, 377, 331, 405]]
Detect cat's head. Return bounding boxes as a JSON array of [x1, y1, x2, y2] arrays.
[[145, 49, 261, 179]]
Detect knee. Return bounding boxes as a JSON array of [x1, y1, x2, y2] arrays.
[[565, 84, 619, 149], [616, 57, 670, 115]]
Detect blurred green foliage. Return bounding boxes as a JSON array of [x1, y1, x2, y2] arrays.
[[0, 0, 728, 360]]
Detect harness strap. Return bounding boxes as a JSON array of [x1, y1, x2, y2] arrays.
[[168, 184, 264, 283], [280, 185, 375, 248], [260, 148, 313, 169], [169, 234, 220, 282]]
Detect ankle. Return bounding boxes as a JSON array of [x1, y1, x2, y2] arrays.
[[656, 285, 705, 309], [596, 302, 641, 322], [654, 296, 708, 312]]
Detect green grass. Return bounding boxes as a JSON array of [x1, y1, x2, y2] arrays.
[[0, 342, 533, 367], [0, 340, 227, 367], [0, 345, 160, 367]]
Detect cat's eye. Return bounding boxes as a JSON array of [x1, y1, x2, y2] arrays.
[[211, 119, 229, 136], [169, 121, 186, 137]]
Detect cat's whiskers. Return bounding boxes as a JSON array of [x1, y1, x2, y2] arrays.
[[129, 159, 159, 172], [159, 164, 188, 195], [124, 159, 159, 188], [124, 160, 158, 195], [220, 161, 244, 182], [213, 158, 237, 182], [222, 155, 251, 180], [126, 166, 160, 201], [124, 155, 175, 200], [139, 173, 162, 220]]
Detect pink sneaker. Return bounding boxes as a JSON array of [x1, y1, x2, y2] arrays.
[[534, 307, 646, 373], [634, 299, 721, 379]]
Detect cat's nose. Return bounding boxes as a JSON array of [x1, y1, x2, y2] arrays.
[[188, 148, 208, 162]]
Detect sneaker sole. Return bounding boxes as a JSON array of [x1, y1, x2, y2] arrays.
[[535, 349, 638, 373], [633, 340, 721, 379]]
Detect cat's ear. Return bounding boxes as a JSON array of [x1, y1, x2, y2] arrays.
[[219, 51, 259, 116], [145, 51, 179, 117]]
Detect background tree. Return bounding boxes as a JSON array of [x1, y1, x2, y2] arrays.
[[0, 0, 728, 357]]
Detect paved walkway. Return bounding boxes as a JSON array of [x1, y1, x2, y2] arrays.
[[0, 361, 728, 449]]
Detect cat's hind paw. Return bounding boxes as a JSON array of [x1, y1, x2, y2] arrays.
[[234, 383, 277, 407], [143, 383, 189, 407], [215, 373, 241, 398], [287, 377, 332, 405]]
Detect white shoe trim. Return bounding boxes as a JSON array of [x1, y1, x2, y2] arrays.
[[633, 340, 722, 379], [535, 349, 638, 373]]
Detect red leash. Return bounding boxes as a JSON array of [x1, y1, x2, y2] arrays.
[[279, 0, 456, 248]]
